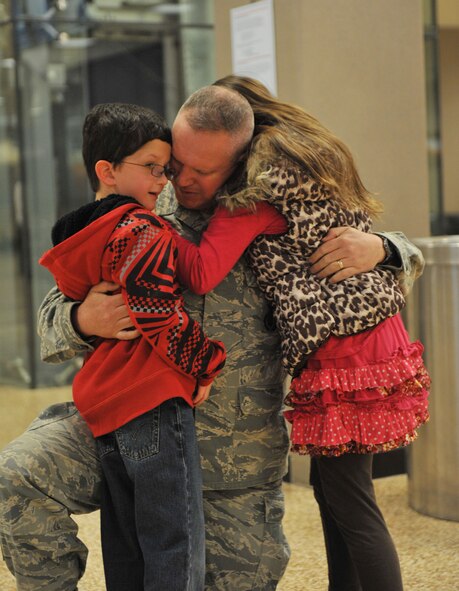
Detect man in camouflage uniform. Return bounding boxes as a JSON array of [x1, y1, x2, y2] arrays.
[[0, 86, 424, 591]]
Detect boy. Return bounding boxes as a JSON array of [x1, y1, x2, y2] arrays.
[[39, 103, 226, 591]]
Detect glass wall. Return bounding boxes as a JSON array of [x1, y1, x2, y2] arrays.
[[0, 0, 215, 387], [0, 0, 452, 388], [423, 0, 445, 235], [0, 4, 33, 386]]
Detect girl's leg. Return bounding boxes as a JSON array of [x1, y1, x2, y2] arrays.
[[312, 454, 403, 591], [310, 458, 362, 591]]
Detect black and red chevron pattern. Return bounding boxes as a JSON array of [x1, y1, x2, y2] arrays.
[[102, 209, 225, 382]]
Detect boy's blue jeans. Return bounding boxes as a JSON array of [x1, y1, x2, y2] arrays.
[[96, 397, 205, 591]]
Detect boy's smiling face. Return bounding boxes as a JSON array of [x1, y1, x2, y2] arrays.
[[110, 139, 171, 211]]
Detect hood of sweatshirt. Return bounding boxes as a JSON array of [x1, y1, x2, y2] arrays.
[[40, 195, 139, 300], [40, 194, 204, 437]]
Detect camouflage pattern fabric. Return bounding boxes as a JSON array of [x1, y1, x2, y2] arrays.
[[374, 231, 425, 296], [170, 206, 289, 490], [39, 203, 291, 490], [0, 403, 289, 590], [0, 402, 101, 591], [203, 480, 289, 590], [1, 185, 424, 589], [2, 195, 291, 589], [37, 286, 96, 364]]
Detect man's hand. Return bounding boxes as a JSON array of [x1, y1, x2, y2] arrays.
[[309, 227, 386, 283], [73, 281, 140, 341], [194, 383, 212, 406]]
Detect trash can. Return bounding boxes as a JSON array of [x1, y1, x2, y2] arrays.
[[405, 235, 459, 521]]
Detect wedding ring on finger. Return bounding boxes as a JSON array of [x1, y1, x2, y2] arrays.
[[336, 259, 344, 271]]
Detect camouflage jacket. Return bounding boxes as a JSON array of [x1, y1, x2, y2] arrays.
[[373, 231, 424, 296], [38, 198, 424, 489], [38, 204, 290, 490]]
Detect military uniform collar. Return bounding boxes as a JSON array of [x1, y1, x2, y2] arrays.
[[175, 205, 216, 233]]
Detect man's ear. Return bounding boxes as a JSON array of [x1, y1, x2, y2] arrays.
[[95, 160, 116, 186]]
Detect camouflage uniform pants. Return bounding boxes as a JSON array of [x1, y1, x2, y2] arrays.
[[0, 403, 290, 590], [204, 483, 289, 590]]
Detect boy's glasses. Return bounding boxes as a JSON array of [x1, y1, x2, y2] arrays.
[[121, 161, 174, 180]]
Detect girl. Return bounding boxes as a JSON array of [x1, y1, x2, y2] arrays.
[[171, 76, 430, 591]]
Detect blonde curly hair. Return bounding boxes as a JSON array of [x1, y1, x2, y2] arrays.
[[213, 75, 383, 217]]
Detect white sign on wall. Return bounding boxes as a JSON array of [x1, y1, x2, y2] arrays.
[[230, 0, 278, 95]]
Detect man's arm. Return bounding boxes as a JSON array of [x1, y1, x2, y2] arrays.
[[38, 282, 139, 363], [308, 227, 424, 295], [38, 286, 92, 363], [375, 230, 425, 295]]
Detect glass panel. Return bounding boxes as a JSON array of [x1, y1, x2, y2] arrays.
[[18, 26, 171, 386], [3, 0, 215, 387], [423, 0, 444, 234], [423, 0, 435, 27], [179, 0, 215, 96], [0, 21, 33, 386]]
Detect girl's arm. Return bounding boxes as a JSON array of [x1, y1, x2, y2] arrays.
[[172, 201, 287, 295]]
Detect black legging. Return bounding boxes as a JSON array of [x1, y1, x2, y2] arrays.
[[310, 454, 403, 591]]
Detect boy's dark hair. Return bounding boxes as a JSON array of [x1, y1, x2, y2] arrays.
[[83, 103, 172, 192]]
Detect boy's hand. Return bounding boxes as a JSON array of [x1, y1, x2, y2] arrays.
[[73, 281, 140, 340], [194, 383, 212, 406], [309, 227, 386, 283]]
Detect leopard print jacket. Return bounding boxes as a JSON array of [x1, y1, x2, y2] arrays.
[[224, 164, 406, 377]]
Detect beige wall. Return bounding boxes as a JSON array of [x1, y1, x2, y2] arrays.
[[438, 0, 459, 28], [215, 0, 430, 237], [0, 386, 71, 450], [439, 29, 459, 216]]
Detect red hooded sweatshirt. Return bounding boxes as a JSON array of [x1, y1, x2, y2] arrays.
[[40, 195, 226, 437]]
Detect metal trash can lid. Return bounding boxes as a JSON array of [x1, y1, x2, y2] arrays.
[[413, 235, 459, 264]]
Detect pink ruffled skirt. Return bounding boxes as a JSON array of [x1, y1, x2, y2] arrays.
[[285, 314, 430, 457]]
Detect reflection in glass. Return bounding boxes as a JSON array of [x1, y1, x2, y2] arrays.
[[0, 21, 34, 387], [0, 0, 215, 387]]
